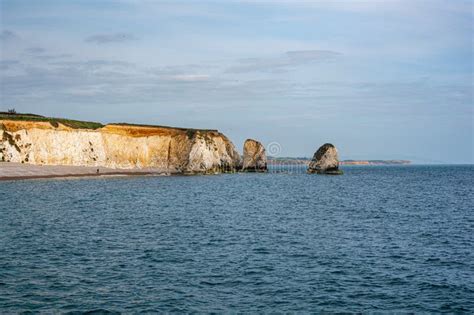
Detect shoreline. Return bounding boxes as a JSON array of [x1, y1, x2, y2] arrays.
[[1, 162, 465, 181], [0, 171, 162, 181], [0, 162, 168, 181]]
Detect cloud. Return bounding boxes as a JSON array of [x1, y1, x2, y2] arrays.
[[22, 47, 73, 60], [0, 30, 18, 41], [0, 55, 283, 105], [146, 64, 215, 82], [0, 60, 20, 70], [149, 64, 216, 76], [34, 54, 74, 61], [0, 49, 342, 104], [85, 32, 138, 44], [49, 60, 133, 67], [168, 74, 210, 81], [25, 47, 46, 54], [226, 50, 341, 73], [286, 50, 341, 61]]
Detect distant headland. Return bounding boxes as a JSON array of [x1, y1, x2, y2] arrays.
[[268, 157, 410, 165]]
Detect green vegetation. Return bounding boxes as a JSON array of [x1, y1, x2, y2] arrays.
[[186, 129, 197, 139], [109, 122, 217, 133], [0, 112, 104, 130], [0, 112, 218, 132]]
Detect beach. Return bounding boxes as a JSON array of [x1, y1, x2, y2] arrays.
[[0, 162, 163, 181]]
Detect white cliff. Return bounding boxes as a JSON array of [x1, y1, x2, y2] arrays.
[[0, 120, 241, 174]]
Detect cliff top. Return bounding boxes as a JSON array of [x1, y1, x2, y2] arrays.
[[0, 112, 104, 130], [0, 112, 217, 134], [108, 122, 217, 132]]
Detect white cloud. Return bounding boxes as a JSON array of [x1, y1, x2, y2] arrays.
[[169, 74, 210, 81], [85, 33, 138, 44], [226, 50, 341, 73]]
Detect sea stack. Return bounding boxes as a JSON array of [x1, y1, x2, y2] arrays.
[[307, 143, 343, 175], [242, 139, 267, 172]]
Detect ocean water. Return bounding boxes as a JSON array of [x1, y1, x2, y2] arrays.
[[1, 165, 473, 313]]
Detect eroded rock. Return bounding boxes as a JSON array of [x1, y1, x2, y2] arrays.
[[0, 120, 241, 174], [242, 139, 267, 172], [307, 143, 342, 175], [186, 131, 241, 174]]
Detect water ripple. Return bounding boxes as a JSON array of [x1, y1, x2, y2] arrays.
[[0, 165, 473, 312]]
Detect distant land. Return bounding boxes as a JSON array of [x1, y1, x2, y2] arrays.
[[268, 157, 411, 165], [340, 160, 411, 165]]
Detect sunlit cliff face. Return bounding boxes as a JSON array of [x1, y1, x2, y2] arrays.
[[0, 120, 241, 174]]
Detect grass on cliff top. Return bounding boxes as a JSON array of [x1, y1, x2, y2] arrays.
[[0, 112, 104, 129], [108, 122, 218, 132], [0, 112, 218, 132]]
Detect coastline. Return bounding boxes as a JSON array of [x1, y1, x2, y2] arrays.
[[4, 162, 460, 181], [0, 162, 167, 181]]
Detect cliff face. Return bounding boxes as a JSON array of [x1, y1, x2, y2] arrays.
[[0, 120, 241, 174], [242, 139, 267, 172]]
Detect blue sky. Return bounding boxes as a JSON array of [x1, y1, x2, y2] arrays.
[[0, 0, 472, 163]]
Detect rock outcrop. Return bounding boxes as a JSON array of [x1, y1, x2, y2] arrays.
[[242, 139, 267, 172], [0, 120, 241, 174], [307, 143, 342, 175]]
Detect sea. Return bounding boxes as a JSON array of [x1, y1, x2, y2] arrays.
[[1, 165, 473, 313]]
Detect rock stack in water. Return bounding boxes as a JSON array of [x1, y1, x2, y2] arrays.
[[242, 139, 267, 172], [307, 143, 343, 175]]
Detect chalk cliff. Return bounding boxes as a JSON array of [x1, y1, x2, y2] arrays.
[[0, 120, 241, 174], [242, 139, 267, 172]]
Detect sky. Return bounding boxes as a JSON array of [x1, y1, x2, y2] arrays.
[[0, 0, 472, 163]]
